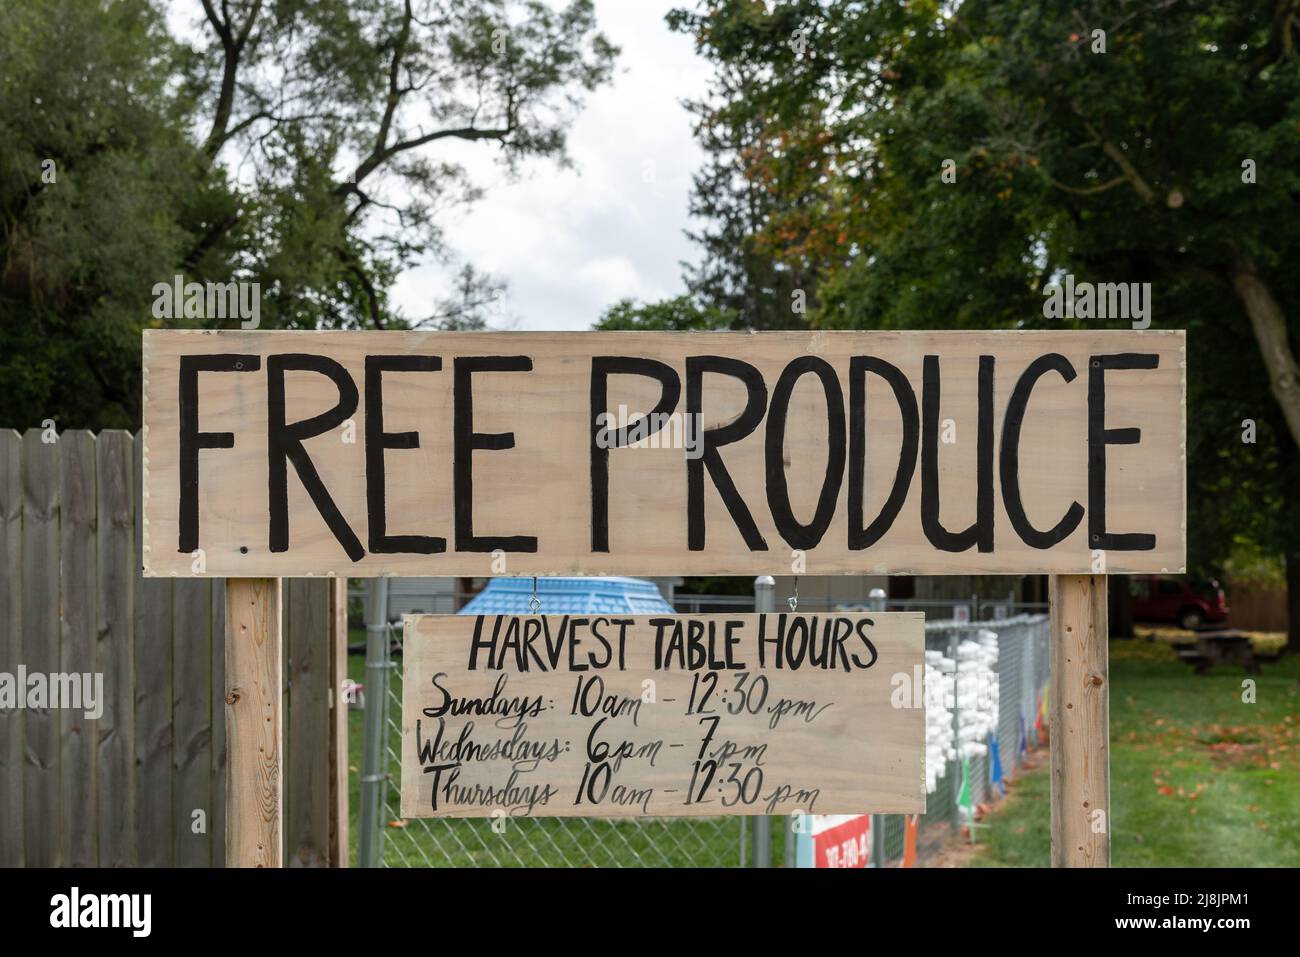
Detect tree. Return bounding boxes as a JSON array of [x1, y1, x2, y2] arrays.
[[678, 78, 812, 329], [667, 4, 848, 331], [595, 295, 736, 331], [0, 0, 221, 429], [0, 0, 616, 429], [669, 0, 1300, 646]]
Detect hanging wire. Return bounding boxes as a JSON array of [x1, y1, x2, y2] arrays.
[[529, 576, 541, 613], [788, 577, 799, 612]]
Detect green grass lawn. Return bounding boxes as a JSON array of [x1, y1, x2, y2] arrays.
[[972, 638, 1300, 867], [344, 629, 753, 867]]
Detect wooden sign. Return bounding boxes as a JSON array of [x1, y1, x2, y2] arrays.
[[399, 612, 925, 818], [142, 329, 1184, 577]]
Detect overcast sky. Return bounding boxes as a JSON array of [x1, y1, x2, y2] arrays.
[[390, 1, 712, 331]]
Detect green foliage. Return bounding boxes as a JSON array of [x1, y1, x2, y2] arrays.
[[0, 0, 212, 428], [665, 2, 835, 331], [595, 295, 736, 331], [667, 0, 1300, 574], [0, 0, 617, 429]]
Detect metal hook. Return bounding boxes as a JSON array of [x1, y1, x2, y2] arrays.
[[529, 576, 541, 614], [788, 577, 799, 612]]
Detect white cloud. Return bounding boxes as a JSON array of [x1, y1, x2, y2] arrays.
[[390, 0, 710, 331], [575, 255, 652, 303]]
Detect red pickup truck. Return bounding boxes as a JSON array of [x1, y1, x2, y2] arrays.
[[1128, 575, 1229, 630]]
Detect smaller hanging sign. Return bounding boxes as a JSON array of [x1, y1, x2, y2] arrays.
[[400, 612, 925, 819]]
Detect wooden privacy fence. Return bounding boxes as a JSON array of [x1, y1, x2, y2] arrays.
[[0, 429, 347, 867], [1224, 580, 1289, 632]]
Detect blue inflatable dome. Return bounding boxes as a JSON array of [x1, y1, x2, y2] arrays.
[[458, 577, 674, 615]]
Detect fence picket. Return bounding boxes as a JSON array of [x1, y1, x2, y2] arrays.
[[134, 438, 173, 866], [97, 430, 135, 866], [0, 431, 23, 866], [59, 431, 98, 866], [21, 428, 61, 866], [173, 578, 213, 866], [286, 578, 332, 866]]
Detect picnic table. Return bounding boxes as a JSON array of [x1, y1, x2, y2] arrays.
[[1173, 629, 1261, 675]]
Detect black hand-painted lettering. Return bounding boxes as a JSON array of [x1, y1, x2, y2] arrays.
[[267, 353, 364, 560], [589, 357, 681, 552], [453, 356, 537, 552], [178, 354, 260, 552], [1088, 353, 1158, 551], [686, 356, 768, 551], [1000, 353, 1085, 548], [848, 356, 919, 549], [921, 354, 994, 552], [364, 354, 445, 554], [765, 357, 845, 549]]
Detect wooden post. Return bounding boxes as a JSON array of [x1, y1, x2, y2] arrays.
[[1049, 574, 1110, 867], [225, 578, 282, 867]]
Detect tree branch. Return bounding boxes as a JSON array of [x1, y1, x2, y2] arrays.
[[181, 210, 241, 271], [333, 0, 515, 197], [337, 246, 385, 329], [1073, 117, 1157, 204], [201, 0, 264, 159], [1247, 0, 1298, 77], [335, 125, 513, 199], [1050, 174, 1128, 196], [1230, 250, 1300, 448]]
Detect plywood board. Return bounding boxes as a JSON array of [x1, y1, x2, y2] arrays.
[[399, 612, 925, 819], [142, 329, 1185, 576]]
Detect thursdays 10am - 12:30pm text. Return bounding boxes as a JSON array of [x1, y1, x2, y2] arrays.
[[399, 612, 926, 820]]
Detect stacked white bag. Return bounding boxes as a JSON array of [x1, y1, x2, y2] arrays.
[[923, 649, 955, 794], [954, 629, 999, 760]]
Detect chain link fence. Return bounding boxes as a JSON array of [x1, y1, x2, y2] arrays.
[[370, 621, 748, 867], [876, 615, 1050, 863], [362, 590, 1048, 868]]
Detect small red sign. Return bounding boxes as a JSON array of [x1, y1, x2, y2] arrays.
[[814, 815, 872, 868]]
